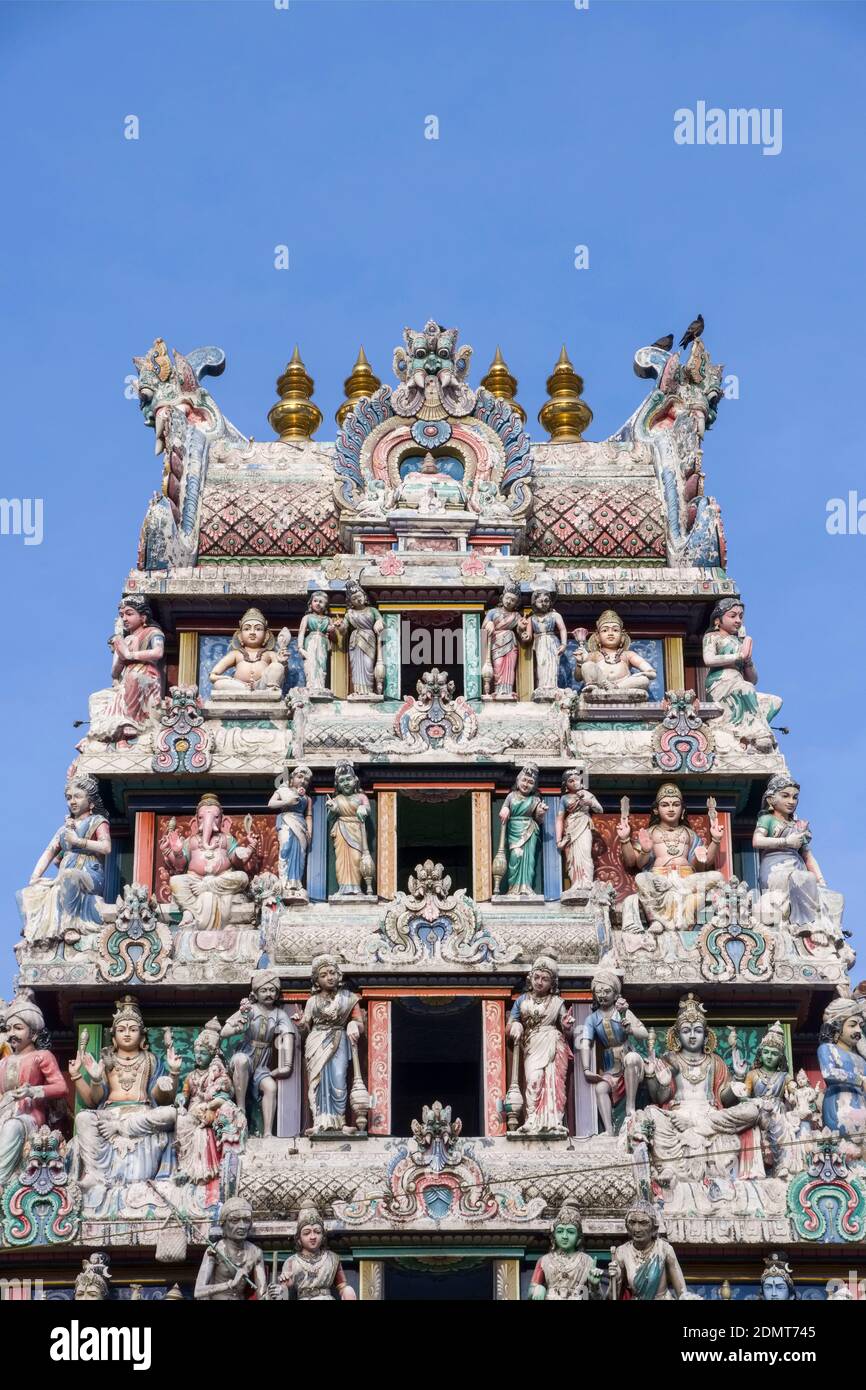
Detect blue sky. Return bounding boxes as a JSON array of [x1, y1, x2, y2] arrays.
[[1, 0, 864, 992]]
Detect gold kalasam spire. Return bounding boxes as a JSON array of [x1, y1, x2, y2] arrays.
[[538, 345, 593, 442], [335, 346, 381, 427], [268, 345, 323, 441], [480, 346, 525, 422]]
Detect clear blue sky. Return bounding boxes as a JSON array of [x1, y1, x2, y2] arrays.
[[1, 0, 864, 993]]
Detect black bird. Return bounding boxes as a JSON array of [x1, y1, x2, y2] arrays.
[[652, 333, 674, 351], [679, 314, 704, 351]]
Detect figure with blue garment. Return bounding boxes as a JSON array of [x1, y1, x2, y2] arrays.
[[818, 996, 866, 1145], [581, 969, 648, 1135], [18, 774, 110, 950], [269, 763, 314, 901], [294, 956, 365, 1135], [608, 1202, 692, 1301], [221, 971, 296, 1138]]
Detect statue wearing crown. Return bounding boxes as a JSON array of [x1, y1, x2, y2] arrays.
[[573, 610, 656, 703], [209, 607, 289, 695]]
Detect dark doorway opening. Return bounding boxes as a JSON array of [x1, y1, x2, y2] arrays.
[[397, 792, 471, 894], [390, 997, 483, 1135], [384, 1258, 494, 1301], [399, 613, 465, 698]]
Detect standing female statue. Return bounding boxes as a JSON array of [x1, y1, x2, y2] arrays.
[[702, 597, 781, 753], [481, 580, 527, 699], [293, 956, 365, 1135], [269, 764, 314, 900], [327, 762, 375, 898], [507, 957, 573, 1135], [753, 775, 841, 945], [527, 1203, 602, 1301], [556, 766, 602, 893], [497, 764, 547, 898], [296, 591, 336, 697], [268, 1204, 357, 1301], [19, 774, 111, 948], [338, 582, 384, 698], [527, 586, 567, 698]]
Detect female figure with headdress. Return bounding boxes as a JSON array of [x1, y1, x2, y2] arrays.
[[753, 777, 846, 959], [98, 595, 165, 745], [499, 764, 547, 897], [817, 997, 866, 1141], [269, 764, 314, 898], [176, 1017, 247, 1184], [527, 1203, 602, 1300], [609, 1203, 691, 1301], [581, 970, 648, 1135], [556, 766, 602, 892], [18, 774, 111, 948], [574, 610, 656, 702], [0, 993, 67, 1186], [209, 607, 288, 693], [296, 591, 335, 695], [269, 1204, 356, 1300], [482, 580, 527, 699], [637, 993, 764, 1184], [70, 995, 181, 1201], [293, 957, 364, 1135], [617, 781, 723, 931], [327, 762, 374, 897], [507, 957, 573, 1135], [730, 1021, 799, 1177], [74, 1253, 112, 1301], [702, 597, 781, 753], [338, 582, 384, 698], [528, 586, 567, 696]]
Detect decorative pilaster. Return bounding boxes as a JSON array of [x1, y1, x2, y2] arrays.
[[517, 639, 533, 702], [542, 796, 563, 901], [482, 999, 507, 1137], [471, 791, 493, 901], [382, 611, 401, 699], [367, 1000, 391, 1135], [572, 1000, 597, 1136], [462, 612, 482, 699], [308, 794, 328, 902], [663, 635, 685, 691], [132, 812, 156, 892], [493, 1258, 521, 1301], [331, 611, 348, 698], [376, 792, 398, 900], [177, 631, 198, 686], [358, 1259, 385, 1300]]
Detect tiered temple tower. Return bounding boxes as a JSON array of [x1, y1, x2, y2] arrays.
[[5, 319, 863, 1302]]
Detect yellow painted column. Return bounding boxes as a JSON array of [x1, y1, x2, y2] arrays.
[[178, 631, 198, 686], [517, 625, 533, 702], [358, 1260, 384, 1300], [493, 1258, 521, 1300], [376, 791, 397, 900], [472, 791, 493, 901], [663, 635, 685, 692], [331, 610, 348, 697]]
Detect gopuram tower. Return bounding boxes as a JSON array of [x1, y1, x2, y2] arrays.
[[5, 319, 862, 1302]]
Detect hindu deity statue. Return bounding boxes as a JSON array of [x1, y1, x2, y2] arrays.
[[208, 607, 288, 695], [617, 782, 723, 931], [194, 1197, 268, 1301], [221, 971, 297, 1138], [574, 610, 656, 703], [580, 970, 648, 1136], [634, 993, 764, 1185], [527, 1203, 603, 1301], [507, 956, 573, 1135], [608, 1202, 692, 1301], [73, 1252, 112, 1301], [269, 1204, 356, 1301], [18, 773, 110, 949], [753, 775, 848, 959], [702, 598, 781, 753], [729, 1021, 799, 1177], [70, 995, 181, 1202], [0, 993, 67, 1187], [556, 765, 603, 894], [496, 764, 547, 898], [338, 582, 384, 699], [269, 763, 314, 900], [176, 1017, 247, 1184], [481, 580, 527, 700], [92, 595, 165, 746], [292, 956, 364, 1135], [392, 451, 468, 510], [327, 762, 375, 898], [758, 1252, 797, 1301], [160, 793, 258, 930], [296, 591, 335, 697], [528, 586, 567, 698], [817, 997, 866, 1146]]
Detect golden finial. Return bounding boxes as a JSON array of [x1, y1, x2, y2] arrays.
[[538, 345, 593, 442], [335, 345, 381, 427], [268, 345, 323, 441], [480, 346, 525, 422]]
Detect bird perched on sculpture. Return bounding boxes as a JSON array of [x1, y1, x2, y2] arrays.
[[652, 334, 674, 351], [679, 315, 704, 350]]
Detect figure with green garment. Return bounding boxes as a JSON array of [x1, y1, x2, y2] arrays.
[[702, 597, 781, 753], [495, 764, 547, 898]]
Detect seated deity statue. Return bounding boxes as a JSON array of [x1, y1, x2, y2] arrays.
[[527, 1204, 602, 1301], [702, 598, 781, 753], [18, 774, 110, 950], [392, 452, 468, 510], [609, 1203, 694, 1301], [208, 607, 288, 695], [753, 775, 850, 965], [574, 610, 656, 703], [160, 793, 257, 931], [176, 1017, 247, 1184], [194, 1197, 268, 1301], [70, 995, 181, 1205], [631, 993, 765, 1187], [818, 997, 866, 1149], [617, 783, 724, 932], [0, 993, 67, 1188], [268, 1204, 356, 1301]]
